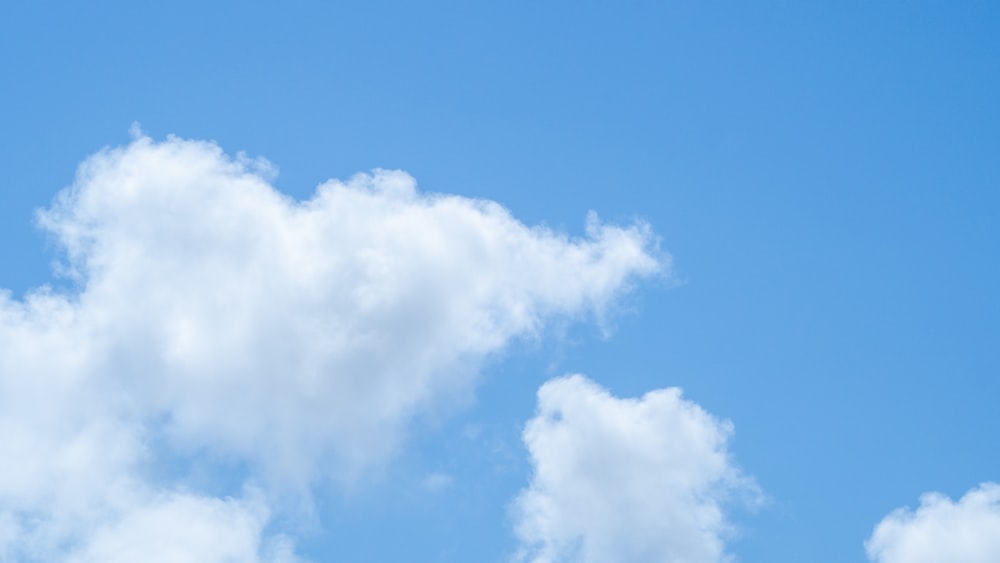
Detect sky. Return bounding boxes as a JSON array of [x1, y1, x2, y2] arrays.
[[0, 2, 998, 562]]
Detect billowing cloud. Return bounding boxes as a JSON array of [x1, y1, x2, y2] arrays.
[[512, 375, 758, 563], [0, 135, 662, 560], [866, 483, 1000, 563]]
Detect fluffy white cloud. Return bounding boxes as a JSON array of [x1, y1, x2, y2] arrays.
[[512, 375, 758, 563], [38, 135, 661, 483], [866, 483, 1000, 563], [0, 135, 662, 560]]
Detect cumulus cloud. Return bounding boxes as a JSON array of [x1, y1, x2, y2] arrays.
[[866, 483, 1000, 563], [0, 135, 662, 560], [512, 375, 758, 563]]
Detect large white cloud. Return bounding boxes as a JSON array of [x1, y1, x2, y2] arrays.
[[866, 483, 1000, 563], [512, 375, 758, 563], [0, 135, 662, 560]]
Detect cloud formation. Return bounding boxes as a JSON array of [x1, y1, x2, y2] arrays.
[[512, 375, 758, 563], [866, 483, 1000, 563], [0, 135, 662, 560]]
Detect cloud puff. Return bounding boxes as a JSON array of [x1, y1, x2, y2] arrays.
[[866, 483, 1000, 563], [0, 135, 662, 560], [512, 375, 758, 563]]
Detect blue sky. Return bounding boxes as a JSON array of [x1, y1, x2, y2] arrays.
[[1, 2, 999, 562]]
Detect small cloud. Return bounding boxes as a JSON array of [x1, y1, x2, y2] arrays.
[[421, 472, 454, 493], [511, 375, 759, 563], [866, 482, 1000, 563], [128, 121, 145, 140]]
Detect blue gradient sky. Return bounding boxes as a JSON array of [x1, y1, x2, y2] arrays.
[[1, 2, 998, 561]]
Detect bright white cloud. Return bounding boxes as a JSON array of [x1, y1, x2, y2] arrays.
[[866, 483, 1000, 563], [512, 375, 758, 563], [39, 135, 661, 483], [0, 135, 662, 560]]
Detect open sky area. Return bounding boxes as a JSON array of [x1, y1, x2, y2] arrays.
[[1, 2, 999, 562]]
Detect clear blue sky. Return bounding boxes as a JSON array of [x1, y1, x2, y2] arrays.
[[1, 2, 998, 562]]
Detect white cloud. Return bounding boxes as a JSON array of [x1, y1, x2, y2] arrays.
[[866, 483, 1000, 563], [512, 375, 758, 563], [38, 135, 661, 483], [64, 491, 299, 563], [0, 135, 662, 560]]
